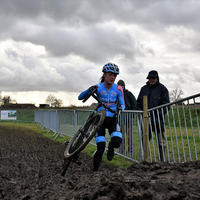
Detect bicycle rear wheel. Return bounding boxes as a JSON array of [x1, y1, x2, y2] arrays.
[[64, 110, 106, 159]]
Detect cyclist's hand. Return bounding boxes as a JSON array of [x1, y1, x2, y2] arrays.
[[118, 106, 122, 114], [89, 85, 98, 93], [118, 106, 122, 112]]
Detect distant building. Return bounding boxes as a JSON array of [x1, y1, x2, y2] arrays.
[[39, 104, 50, 109], [90, 103, 98, 108], [1, 103, 37, 110]]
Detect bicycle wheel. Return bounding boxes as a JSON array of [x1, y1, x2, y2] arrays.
[[64, 110, 106, 159], [61, 158, 72, 176]]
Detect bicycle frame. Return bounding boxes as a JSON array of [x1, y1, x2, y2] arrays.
[[61, 87, 122, 176]]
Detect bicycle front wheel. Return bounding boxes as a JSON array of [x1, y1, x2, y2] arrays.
[[64, 110, 106, 159]]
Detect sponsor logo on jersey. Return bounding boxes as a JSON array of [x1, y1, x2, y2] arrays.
[[100, 91, 107, 95], [110, 92, 117, 96]]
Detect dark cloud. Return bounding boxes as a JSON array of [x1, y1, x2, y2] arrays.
[[1, 0, 200, 60], [0, 0, 200, 105], [1, 0, 200, 30], [11, 24, 136, 63]]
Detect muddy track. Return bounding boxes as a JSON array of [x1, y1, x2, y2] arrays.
[[0, 125, 200, 200]]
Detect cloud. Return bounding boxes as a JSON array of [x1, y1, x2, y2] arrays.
[[0, 0, 200, 106]]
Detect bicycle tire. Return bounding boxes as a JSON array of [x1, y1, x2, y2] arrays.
[[64, 110, 106, 159], [61, 158, 72, 176]]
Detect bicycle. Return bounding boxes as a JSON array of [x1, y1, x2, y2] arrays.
[[61, 86, 121, 176]]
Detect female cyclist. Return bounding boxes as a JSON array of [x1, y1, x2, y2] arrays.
[[78, 62, 125, 171]]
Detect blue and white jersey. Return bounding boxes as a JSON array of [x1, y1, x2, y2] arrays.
[[78, 82, 125, 117]]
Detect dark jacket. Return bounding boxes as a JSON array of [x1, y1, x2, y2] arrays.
[[123, 88, 137, 110], [137, 81, 169, 112], [137, 81, 170, 133], [118, 88, 137, 125]]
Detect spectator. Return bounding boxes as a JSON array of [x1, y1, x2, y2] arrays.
[[137, 70, 170, 161], [117, 79, 137, 154]]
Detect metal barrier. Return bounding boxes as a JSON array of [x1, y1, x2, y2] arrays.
[[145, 93, 200, 163], [34, 93, 200, 163], [57, 109, 76, 138]]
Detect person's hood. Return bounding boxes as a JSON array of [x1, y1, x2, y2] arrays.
[[117, 79, 125, 89]]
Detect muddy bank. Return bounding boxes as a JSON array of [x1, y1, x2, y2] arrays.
[[0, 125, 200, 200]]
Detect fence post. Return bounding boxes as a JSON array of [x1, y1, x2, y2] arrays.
[[143, 96, 149, 162]]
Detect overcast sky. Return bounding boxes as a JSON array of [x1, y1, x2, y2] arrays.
[[0, 0, 200, 107]]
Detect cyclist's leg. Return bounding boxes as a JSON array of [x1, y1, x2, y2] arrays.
[[107, 117, 122, 161], [93, 141, 105, 171], [109, 117, 122, 147], [110, 132, 122, 148], [93, 125, 106, 171]]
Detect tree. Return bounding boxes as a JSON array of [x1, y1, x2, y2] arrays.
[[46, 94, 56, 106], [46, 94, 63, 107], [169, 88, 184, 102], [2, 95, 12, 105], [52, 98, 63, 107]]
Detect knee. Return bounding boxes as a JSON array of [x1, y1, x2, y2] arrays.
[[96, 142, 106, 156], [110, 131, 122, 148], [111, 136, 122, 148]]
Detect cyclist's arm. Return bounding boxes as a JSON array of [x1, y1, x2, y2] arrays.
[[78, 84, 99, 100], [78, 88, 90, 100], [118, 96, 125, 110]]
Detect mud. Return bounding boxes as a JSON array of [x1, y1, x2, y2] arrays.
[[0, 124, 200, 200]]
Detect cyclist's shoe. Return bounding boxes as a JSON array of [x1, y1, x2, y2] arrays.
[[107, 142, 114, 161]]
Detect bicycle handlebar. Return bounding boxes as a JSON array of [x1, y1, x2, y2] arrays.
[[82, 93, 91, 103], [82, 89, 118, 115]]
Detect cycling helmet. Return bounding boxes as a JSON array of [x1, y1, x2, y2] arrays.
[[102, 62, 119, 74]]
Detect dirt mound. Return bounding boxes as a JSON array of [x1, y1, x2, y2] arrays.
[[0, 124, 200, 200]]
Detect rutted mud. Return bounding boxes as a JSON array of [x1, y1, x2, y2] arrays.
[[0, 124, 200, 200]]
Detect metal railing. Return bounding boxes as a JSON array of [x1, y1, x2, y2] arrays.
[[139, 93, 200, 163], [34, 93, 200, 163]]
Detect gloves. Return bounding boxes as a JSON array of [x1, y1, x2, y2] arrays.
[[118, 106, 123, 113], [89, 85, 98, 93]]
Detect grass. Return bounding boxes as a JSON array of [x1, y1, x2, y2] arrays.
[[0, 121, 133, 169]]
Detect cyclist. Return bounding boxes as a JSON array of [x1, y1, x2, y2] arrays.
[[78, 62, 125, 171]]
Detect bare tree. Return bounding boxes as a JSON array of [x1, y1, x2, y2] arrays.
[[46, 94, 56, 106], [169, 88, 184, 102], [2, 95, 12, 105], [46, 94, 63, 107], [52, 98, 63, 107]]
